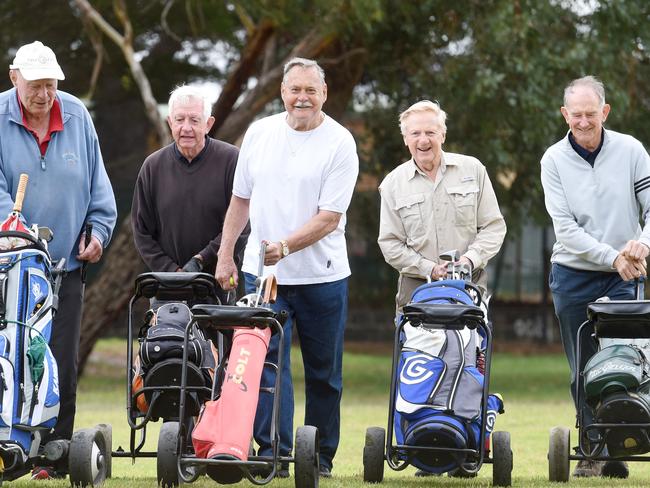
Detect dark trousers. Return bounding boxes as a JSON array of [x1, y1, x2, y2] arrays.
[[244, 273, 348, 471], [549, 263, 635, 440], [47, 268, 83, 442]]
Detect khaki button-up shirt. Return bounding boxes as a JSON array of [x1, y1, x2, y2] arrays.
[[378, 152, 506, 308]]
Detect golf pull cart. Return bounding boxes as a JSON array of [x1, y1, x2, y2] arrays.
[[363, 250, 512, 486], [0, 173, 111, 487], [137, 243, 319, 488], [118, 270, 219, 485], [549, 278, 650, 481]]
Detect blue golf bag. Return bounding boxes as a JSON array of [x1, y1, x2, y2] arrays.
[[394, 280, 504, 474], [0, 219, 61, 472]]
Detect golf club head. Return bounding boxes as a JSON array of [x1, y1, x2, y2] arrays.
[[458, 263, 472, 280], [439, 249, 460, 262], [36, 225, 53, 242], [236, 293, 259, 307]]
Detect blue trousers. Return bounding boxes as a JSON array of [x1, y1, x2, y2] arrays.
[[549, 263, 635, 439], [244, 273, 348, 470]]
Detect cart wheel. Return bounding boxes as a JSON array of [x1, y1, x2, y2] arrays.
[[94, 424, 112, 479], [363, 427, 385, 483], [69, 428, 108, 487], [157, 421, 180, 487], [295, 425, 319, 488], [492, 431, 512, 487], [548, 426, 570, 482]]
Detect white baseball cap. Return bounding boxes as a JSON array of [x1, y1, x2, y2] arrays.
[[9, 41, 65, 81]]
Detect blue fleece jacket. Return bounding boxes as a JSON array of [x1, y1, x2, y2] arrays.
[[0, 88, 117, 270]]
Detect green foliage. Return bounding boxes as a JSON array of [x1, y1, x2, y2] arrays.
[[4, 1, 650, 226], [358, 1, 650, 232]]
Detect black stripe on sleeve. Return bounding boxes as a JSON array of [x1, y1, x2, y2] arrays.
[[635, 181, 650, 194], [635, 176, 650, 190]]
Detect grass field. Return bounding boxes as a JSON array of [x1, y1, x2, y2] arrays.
[[7, 339, 650, 487]]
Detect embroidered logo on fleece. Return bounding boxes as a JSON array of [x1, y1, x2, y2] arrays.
[[62, 151, 78, 166]]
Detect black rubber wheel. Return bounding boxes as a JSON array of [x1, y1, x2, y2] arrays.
[[68, 428, 109, 487], [363, 427, 385, 483], [492, 431, 512, 487], [157, 421, 180, 487], [94, 423, 112, 479], [548, 426, 570, 482], [295, 425, 319, 488]]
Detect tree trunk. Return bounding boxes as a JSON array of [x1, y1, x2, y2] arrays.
[[210, 18, 276, 135]]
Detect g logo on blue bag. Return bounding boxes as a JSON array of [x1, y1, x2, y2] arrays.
[[400, 354, 435, 385], [485, 409, 497, 432]]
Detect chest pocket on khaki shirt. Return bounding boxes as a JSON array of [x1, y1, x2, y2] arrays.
[[446, 185, 479, 227], [395, 193, 426, 240]]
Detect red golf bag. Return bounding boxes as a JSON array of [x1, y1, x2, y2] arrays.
[[191, 253, 278, 483], [192, 325, 271, 463]]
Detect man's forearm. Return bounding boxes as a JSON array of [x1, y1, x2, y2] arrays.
[[218, 195, 250, 258], [282, 210, 341, 254]]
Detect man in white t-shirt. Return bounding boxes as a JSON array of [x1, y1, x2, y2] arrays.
[[216, 57, 359, 478]]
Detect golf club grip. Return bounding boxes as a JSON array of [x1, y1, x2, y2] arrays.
[[637, 276, 645, 300], [13, 173, 28, 213], [81, 223, 93, 283], [84, 223, 93, 248]]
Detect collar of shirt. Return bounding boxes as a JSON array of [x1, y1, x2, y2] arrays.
[[407, 152, 457, 188], [18, 93, 63, 156], [173, 136, 210, 165], [568, 129, 604, 167]]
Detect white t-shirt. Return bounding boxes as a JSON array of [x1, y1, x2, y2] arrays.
[[233, 112, 359, 285]]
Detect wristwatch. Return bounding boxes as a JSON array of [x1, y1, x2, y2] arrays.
[[280, 240, 290, 258]]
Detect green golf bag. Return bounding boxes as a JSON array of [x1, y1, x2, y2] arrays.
[[584, 344, 650, 456]]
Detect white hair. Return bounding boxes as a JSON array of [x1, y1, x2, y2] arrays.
[[564, 75, 606, 107], [399, 100, 447, 135], [282, 57, 325, 84], [168, 84, 212, 121]]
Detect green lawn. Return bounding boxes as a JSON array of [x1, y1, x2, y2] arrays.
[[7, 339, 650, 487]]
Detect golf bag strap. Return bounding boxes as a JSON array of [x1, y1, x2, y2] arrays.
[[0, 272, 6, 323]]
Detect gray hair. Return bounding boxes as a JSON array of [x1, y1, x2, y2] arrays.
[[563, 75, 606, 107], [399, 100, 447, 135], [282, 57, 325, 84], [168, 84, 212, 121]]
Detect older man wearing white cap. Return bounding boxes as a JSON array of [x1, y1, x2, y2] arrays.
[[0, 41, 116, 480]]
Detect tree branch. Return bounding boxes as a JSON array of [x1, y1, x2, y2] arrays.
[[80, 14, 105, 100], [74, 0, 124, 46], [210, 18, 276, 135], [113, 0, 133, 45], [72, 0, 171, 146], [161, 0, 181, 43]]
